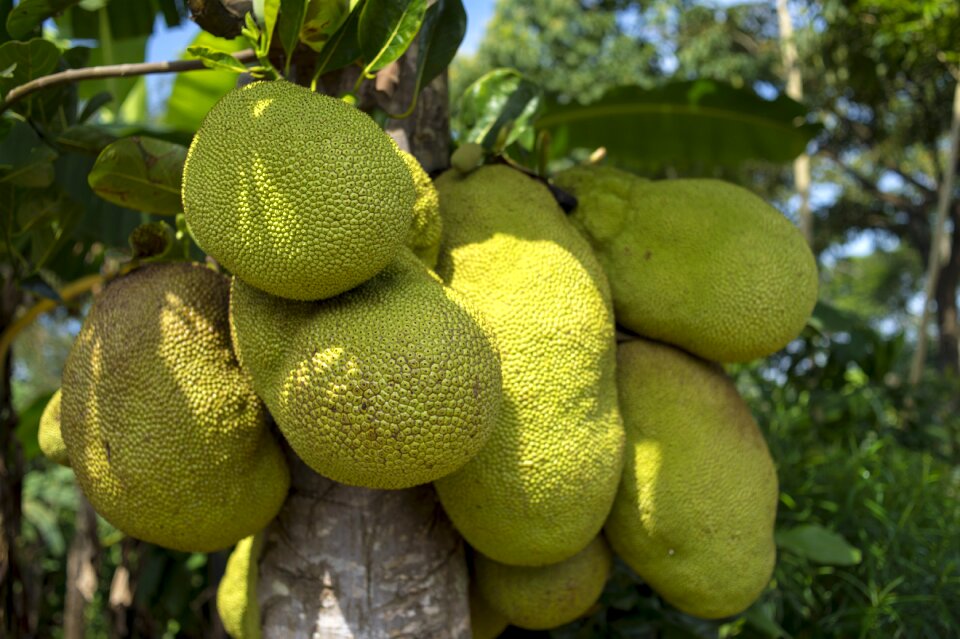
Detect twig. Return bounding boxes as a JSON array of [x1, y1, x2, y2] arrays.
[[0, 49, 258, 114]]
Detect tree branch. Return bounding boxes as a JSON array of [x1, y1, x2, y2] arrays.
[[821, 149, 922, 212], [0, 50, 258, 114]]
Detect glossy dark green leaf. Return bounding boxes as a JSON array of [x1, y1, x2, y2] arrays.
[[537, 80, 820, 170], [5, 0, 83, 40], [78, 90, 112, 122], [68, 0, 156, 39], [358, 0, 426, 74], [55, 124, 117, 155], [88, 137, 187, 216], [455, 68, 542, 151], [20, 188, 82, 270], [313, 0, 365, 77], [278, 0, 309, 71], [416, 0, 465, 88], [0, 37, 60, 100], [776, 524, 863, 566], [187, 45, 250, 73], [0, 121, 57, 187]]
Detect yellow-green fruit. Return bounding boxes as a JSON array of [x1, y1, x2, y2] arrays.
[[433, 165, 624, 566], [554, 166, 818, 362], [399, 150, 442, 268], [475, 536, 611, 630], [218, 534, 264, 639], [182, 80, 415, 301], [60, 263, 290, 553], [230, 249, 502, 489], [606, 338, 778, 619], [38, 389, 69, 467], [469, 581, 509, 639]]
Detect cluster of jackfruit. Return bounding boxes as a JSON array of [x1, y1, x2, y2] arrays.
[[44, 79, 818, 636]]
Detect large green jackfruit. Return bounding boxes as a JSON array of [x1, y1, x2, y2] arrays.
[[399, 150, 442, 268], [39, 389, 70, 467], [469, 581, 509, 639], [182, 80, 415, 301], [554, 166, 818, 362], [433, 165, 624, 566], [60, 263, 290, 553], [230, 249, 502, 489], [218, 534, 264, 639], [474, 536, 611, 630], [606, 338, 778, 619]]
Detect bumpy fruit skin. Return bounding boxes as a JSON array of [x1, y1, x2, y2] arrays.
[[60, 263, 290, 553], [469, 581, 509, 639], [230, 249, 502, 490], [398, 150, 442, 268], [38, 389, 69, 467], [433, 165, 624, 567], [606, 338, 778, 619], [475, 536, 611, 630], [218, 534, 264, 639], [554, 166, 818, 362], [182, 80, 415, 301]]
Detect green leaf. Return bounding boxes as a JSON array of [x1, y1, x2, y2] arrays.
[[537, 80, 820, 170], [298, 0, 352, 52], [77, 90, 112, 122], [165, 32, 247, 132], [186, 45, 250, 74], [358, 0, 426, 74], [55, 124, 117, 155], [87, 137, 187, 216], [278, 0, 309, 72], [776, 524, 863, 566], [455, 68, 542, 151], [0, 38, 60, 102], [19, 187, 82, 270], [5, 0, 83, 40], [67, 0, 156, 40], [416, 0, 465, 89], [0, 121, 57, 187], [253, 0, 281, 52], [312, 0, 365, 77]]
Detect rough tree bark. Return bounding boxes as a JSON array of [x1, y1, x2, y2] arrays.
[[934, 204, 960, 373], [0, 272, 29, 639], [257, 50, 471, 639], [63, 493, 99, 639], [777, 0, 812, 245]]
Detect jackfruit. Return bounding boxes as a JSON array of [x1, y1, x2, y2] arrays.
[[218, 534, 264, 639], [229, 248, 502, 489], [433, 165, 624, 566], [39, 389, 69, 467], [470, 581, 509, 639], [182, 80, 415, 301], [60, 263, 290, 553], [554, 166, 818, 362], [606, 338, 778, 619], [399, 150, 442, 268], [475, 536, 611, 630]]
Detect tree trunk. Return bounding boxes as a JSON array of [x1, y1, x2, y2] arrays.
[[934, 205, 960, 373], [257, 51, 470, 638], [63, 493, 99, 639], [909, 77, 960, 384], [0, 272, 29, 639], [777, 0, 813, 245]]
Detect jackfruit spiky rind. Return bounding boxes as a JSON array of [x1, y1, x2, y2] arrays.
[[475, 536, 612, 630], [433, 165, 625, 567], [606, 338, 778, 619], [182, 80, 415, 301], [39, 389, 70, 467], [60, 263, 290, 553], [399, 150, 442, 268], [554, 166, 818, 362], [229, 249, 502, 490], [218, 534, 265, 639]]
